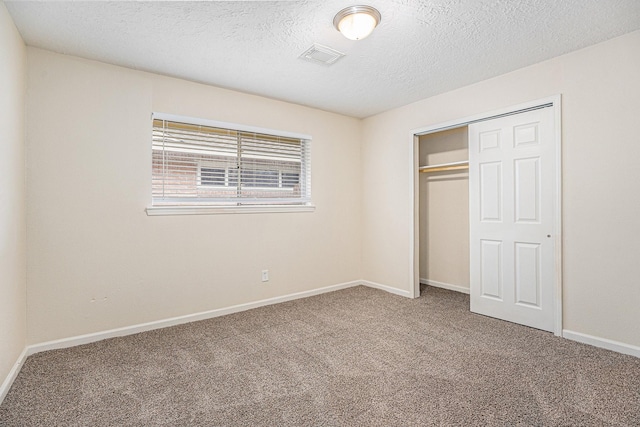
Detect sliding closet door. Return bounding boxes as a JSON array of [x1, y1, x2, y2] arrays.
[[468, 107, 556, 332]]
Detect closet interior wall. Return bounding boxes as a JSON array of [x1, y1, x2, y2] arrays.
[[419, 127, 470, 293]]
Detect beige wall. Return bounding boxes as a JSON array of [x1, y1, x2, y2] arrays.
[[26, 48, 362, 344], [419, 128, 469, 290], [0, 3, 27, 389], [362, 30, 640, 347]]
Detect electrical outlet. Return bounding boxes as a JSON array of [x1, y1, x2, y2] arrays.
[[261, 270, 269, 282]]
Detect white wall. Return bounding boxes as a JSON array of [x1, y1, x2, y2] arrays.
[[0, 2, 27, 392], [26, 48, 362, 344], [362, 30, 640, 348], [419, 128, 469, 290]]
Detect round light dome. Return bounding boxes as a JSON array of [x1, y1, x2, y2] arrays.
[[333, 6, 381, 41]]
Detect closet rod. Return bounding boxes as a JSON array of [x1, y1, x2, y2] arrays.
[[419, 160, 469, 173]]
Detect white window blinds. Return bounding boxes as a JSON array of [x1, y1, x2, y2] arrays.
[[152, 116, 311, 206]]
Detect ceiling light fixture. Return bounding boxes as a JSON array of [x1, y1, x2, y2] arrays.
[[333, 5, 381, 41]]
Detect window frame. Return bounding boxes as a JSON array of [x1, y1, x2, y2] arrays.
[[147, 113, 314, 216]]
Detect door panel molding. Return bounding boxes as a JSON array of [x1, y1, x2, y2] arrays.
[[469, 107, 555, 332]]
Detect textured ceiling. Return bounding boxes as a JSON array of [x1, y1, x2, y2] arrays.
[[6, 0, 640, 118]]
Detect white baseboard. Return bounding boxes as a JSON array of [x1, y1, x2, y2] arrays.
[[420, 278, 470, 294], [0, 347, 28, 405], [27, 280, 362, 356], [361, 280, 413, 298], [563, 330, 640, 358]]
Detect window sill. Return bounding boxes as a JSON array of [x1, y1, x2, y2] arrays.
[[145, 204, 316, 216]]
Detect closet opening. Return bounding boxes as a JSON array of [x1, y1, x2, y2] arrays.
[[418, 127, 470, 297], [410, 96, 563, 336]]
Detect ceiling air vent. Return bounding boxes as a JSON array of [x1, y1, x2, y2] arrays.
[[299, 43, 345, 66]]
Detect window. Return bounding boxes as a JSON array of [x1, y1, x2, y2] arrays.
[[200, 167, 226, 187], [150, 114, 312, 212], [282, 172, 300, 188]]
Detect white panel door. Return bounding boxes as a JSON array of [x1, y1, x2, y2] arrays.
[[469, 108, 556, 332]]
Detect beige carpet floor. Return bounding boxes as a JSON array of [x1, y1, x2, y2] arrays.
[[1, 285, 639, 426]]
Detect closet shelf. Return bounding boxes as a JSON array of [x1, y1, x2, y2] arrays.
[[419, 160, 469, 173]]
